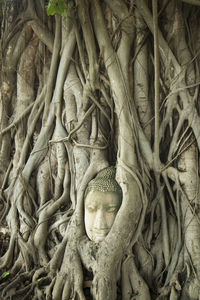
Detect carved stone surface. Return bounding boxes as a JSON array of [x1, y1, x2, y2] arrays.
[[84, 190, 122, 243], [84, 167, 122, 243]]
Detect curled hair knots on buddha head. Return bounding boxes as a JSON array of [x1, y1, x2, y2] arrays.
[[85, 166, 122, 197]]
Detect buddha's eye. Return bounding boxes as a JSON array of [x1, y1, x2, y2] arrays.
[[106, 206, 118, 213], [86, 205, 96, 212]]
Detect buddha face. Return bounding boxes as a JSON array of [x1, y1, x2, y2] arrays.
[[84, 190, 122, 243]]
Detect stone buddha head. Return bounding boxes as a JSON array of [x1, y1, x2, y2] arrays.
[[84, 167, 122, 243]]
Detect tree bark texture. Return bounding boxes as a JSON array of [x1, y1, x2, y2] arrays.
[[0, 0, 200, 299]]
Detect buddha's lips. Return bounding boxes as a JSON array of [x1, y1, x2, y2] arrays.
[[93, 229, 108, 237]]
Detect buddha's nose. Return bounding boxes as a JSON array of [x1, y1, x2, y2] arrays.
[[94, 209, 107, 230]]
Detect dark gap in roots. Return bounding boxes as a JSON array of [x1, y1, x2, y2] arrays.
[[172, 108, 179, 133], [178, 268, 187, 288], [160, 123, 171, 164], [34, 71, 40, 101], [175, 119, 191, 169], [178, 119, 189, 141], [108, 112, 119, 163], [177, 95, 183, 110], [83, 266, 93, 300], [164, 178, 176, 217], [0, 231, 10, 257]]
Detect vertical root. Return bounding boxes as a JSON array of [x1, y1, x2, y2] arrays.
[[169, 286, 180, 300], [61, 280, 71, 300], [122, 255, 151, 300], [46, 277, 56, 300], [0, 235, 16, 269], [49, 234, 68, 273], [52, 273, 64, 300]]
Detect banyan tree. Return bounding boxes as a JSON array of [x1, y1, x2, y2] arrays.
[[0, 0, 200, 299]]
